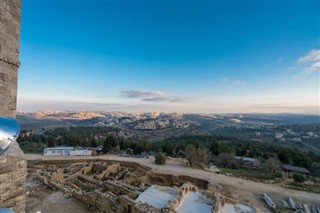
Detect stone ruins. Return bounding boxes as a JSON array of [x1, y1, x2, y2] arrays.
[[28, 159, 230, 213]]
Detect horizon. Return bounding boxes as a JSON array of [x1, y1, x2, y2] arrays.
[[18, 0, 320, 114], [16, 108, 320, 116]]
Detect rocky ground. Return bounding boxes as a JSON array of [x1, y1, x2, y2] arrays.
[[26, 177, 92, 213]]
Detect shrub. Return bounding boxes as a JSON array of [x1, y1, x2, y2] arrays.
[[274, 171, 283, 178], [125, 148, 133, 155], [155, 152, 166, 165], [292, 173, 305, 184], [177, 150, 185, 158]]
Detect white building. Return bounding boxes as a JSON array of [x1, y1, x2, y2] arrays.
[[291, 138, 302, 142], [44, 147, 74, 156], [307, 132, 314, 137], [275, 133, 283, 139], [70, 149, 92, 156], [43, 147, 93, 156]]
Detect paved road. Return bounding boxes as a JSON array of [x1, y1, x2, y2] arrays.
[[25, 154, 320, 207]]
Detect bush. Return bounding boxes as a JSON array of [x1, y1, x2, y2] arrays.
[[274, 171, 283, 178], [125, 148, 133, 155], [177, 150, 185, 158], [292, 173, 305, 184], [155, 152, 166, 165]]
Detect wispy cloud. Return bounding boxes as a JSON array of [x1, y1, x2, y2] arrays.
[[234, 80, 246, 86], [121, 89, 193, 103], [142, 96, 193, 102], [297, 49, 320, 73], [222, 77, 228, 82], [121, 90, 166, 98]]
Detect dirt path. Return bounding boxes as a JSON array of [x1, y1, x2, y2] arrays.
[[25, 154, 320, 206]]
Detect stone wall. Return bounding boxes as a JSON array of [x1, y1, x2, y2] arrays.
[[0, 0, 26, 212], [0, 143, 27, 213], [0, 0, 20, 117]]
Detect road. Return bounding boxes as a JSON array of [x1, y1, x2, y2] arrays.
[[25, 154, 320, 207]]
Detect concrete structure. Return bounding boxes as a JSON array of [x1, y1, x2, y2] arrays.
[[0, 1, 26, 212], [44, 147, 75, 156], [70, 149, 92, 156], [44, 147, 92, 156]]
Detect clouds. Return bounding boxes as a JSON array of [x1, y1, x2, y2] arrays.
[[142, 96, 192, 102], [297, 49, 320, 73], [121, 90, 166, 98], [121, 90, 192, 103]]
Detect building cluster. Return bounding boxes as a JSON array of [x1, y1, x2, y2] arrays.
[[274, 128, 318, 142]]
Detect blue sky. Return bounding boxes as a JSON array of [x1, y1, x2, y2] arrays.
[[18, 0, 320, 113]]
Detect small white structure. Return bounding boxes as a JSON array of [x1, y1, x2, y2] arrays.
[[70, 149, 92, 156], [291, 138, 302, 142], [275, 133, 283, 139], [44, 147, 74, 156], [44, 147, 92, 156]]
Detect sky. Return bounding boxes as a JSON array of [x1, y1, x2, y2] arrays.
[[18, 0, 320, 114]]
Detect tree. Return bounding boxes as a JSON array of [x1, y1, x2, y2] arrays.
[[278, 150, 289, 164], [290, 149, 312, 169], [162, 142, 174, 156], [184, 144, 209, 168], [196, 148, 209, 168], [311, 162, 320, 177], [105, 135, 118, 149], [90, 139, 97, 147], [292, 173, 305, 184], [216, 153, 238, 169], [261, 158, 281, 176], [47, 136, 55, 147], [185, 144, 197, 167], [209, 142, 219, 156], [103, 138, 112, 152], [155, 152, 166, 165]]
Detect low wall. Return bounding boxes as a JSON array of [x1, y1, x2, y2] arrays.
[[147, 172, 209, 189]]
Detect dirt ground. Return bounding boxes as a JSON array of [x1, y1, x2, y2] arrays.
[[26, 181, 92, 213], [25, 154, 320, 209]]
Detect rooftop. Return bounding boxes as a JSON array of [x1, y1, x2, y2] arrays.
[[235, 156, 256, 162], [283, 164, 310, 174], [44, 147, 74, 151]]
